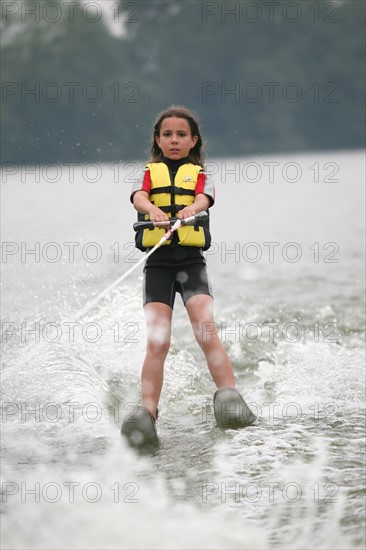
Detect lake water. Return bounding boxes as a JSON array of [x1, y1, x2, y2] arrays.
[[1, 150, 365, 549]]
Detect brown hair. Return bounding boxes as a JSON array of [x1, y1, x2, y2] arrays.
[[150, 105, 205, 166]]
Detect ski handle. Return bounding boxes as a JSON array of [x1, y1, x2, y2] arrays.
[[133, 211, 208, 232]]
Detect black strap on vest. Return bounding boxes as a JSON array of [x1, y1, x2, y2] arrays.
[[150, 186, 195, 197], [158, 204, 186, 214], [148, 165, 198, 229]]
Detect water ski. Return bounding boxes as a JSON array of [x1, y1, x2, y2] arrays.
[[214, 388, 256, 429], [121, 406, 160, 450]]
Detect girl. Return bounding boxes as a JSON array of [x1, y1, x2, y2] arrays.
[[121, 106, 255, 448]]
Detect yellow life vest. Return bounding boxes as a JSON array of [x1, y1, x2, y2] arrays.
[[135, 162, 211, 251]]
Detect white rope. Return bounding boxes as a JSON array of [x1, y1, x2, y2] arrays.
[[18, 218, 185, 363], [73, 218, 182, 321]]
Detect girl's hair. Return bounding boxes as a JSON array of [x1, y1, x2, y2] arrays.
[[150, 105, 205, 166]]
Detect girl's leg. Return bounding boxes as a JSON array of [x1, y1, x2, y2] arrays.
[[141, 302, 173, 419], [185, 294, 236, 388]]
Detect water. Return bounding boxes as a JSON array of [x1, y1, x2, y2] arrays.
[[1, 150, 365, 549]]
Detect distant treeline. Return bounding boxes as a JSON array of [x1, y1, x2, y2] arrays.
[[1, 0, 365, 164]]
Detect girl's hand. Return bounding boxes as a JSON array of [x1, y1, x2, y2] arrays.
[[177, 206, 196, 220], [148, 205, 169, 223]]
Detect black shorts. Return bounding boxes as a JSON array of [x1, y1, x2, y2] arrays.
[[143, 263, 213, 309]]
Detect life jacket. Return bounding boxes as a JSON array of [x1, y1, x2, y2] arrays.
[[135, 162, 211, 251]]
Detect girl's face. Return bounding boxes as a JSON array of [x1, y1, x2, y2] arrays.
[[155, 117, 198, 160]]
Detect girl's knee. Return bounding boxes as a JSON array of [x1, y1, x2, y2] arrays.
[[191, 320, 214, 346], [147, 338, 171, 358], [194, 328, 223, 353], [194, 332, 213, 351], [146, 317, 171, 357]]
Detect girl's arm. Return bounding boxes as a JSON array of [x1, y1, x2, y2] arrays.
[[177, 193, 210, 220], [133, 191, 169, 223], [133, 191, 210, 221]]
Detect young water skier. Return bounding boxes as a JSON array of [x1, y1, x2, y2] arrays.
[[121, 106, 255, 448]]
